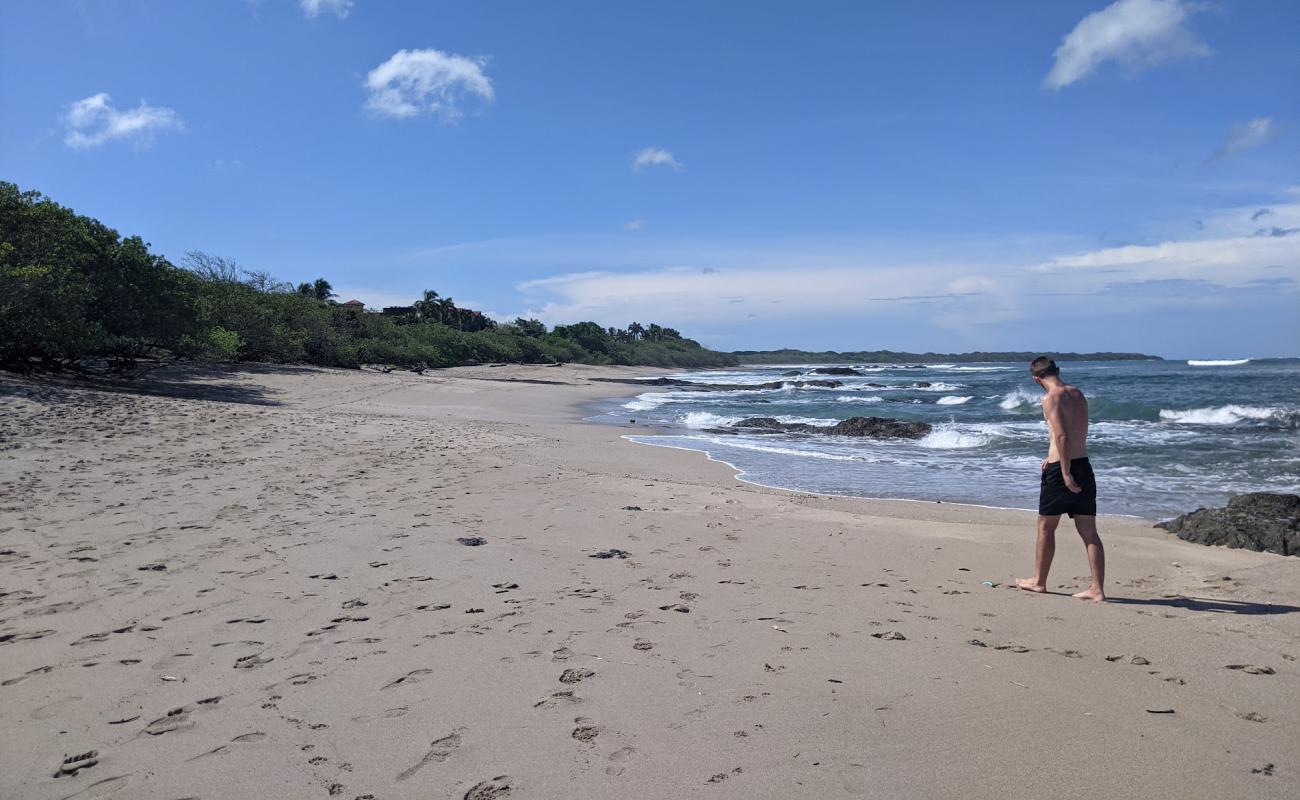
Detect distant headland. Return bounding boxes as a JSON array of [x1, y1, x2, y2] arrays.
[[731, 349, 1163, 364]]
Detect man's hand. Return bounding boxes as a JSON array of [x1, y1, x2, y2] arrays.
[[1040, 458, 1049, 471], [1063, 471, 1082, 494]]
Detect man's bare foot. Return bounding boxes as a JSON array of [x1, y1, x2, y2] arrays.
[[1016, 578, 1047, 593], [1072, 587, 1105, 602]]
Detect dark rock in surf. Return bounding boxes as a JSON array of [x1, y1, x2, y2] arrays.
[[811, 367, 863, 376], [710, 416, 931, 440], [827, 416, 931, 438], [1155, 493, 1299, 557]]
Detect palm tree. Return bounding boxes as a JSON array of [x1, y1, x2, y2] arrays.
[[436, 297, 457, 324], [312, 278, 336, 302]]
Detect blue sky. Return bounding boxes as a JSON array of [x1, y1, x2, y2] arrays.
[[2, 0, 1297, 357]]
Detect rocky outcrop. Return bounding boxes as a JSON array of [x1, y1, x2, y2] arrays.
[[706, 416, 932, 440], [1156, 493, 1299, 557], [811, 367, 863, 376]]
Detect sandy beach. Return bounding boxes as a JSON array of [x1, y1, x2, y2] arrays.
[[1, 363, 1297, 800]]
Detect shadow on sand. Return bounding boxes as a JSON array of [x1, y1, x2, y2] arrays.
[[1109, 596, 1300, 616], [0, 363, 306, 407]]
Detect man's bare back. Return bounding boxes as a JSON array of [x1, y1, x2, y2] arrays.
[[1043, 383, 1088, 466]]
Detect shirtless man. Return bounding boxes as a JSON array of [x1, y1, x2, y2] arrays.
[[1015, 356, 1106, 602]]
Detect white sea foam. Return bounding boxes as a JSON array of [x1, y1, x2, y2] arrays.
[[1158, 405, 1288, 425], [775, 415, 839, 427], [834, 395, 884, 404], [999, 387, 1042, 412], [696, 437, 862, 461], [909, 382, 965, 392], [918, 428, 992, 449], [936, 395, 973, 405], [679, 411, 743, 429], [623, 388, 779, 411], [1187, 359, 1250, 367]]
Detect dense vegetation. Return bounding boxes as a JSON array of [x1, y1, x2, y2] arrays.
[[0, 182, 737, 372], [733, 349, 1162, 364]]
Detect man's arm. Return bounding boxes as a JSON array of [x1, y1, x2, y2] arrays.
[[1044, 395, 1081, 493]]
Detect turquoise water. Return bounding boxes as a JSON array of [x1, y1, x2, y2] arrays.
[[594, 359, 1300, 519]]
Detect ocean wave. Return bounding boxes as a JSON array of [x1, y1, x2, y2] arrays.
[[623, 388, 781, 411], [918, 427, 992, 449], [679, 411, 743, 429], [942, 365, 1016, 372], [834, 395, 884, 404], [696, 437, 862, 461], [936, 395, 973, 405], [1187, 359, 1250, 367], [998, 387, 1042, 412], [1158, 405, 1294, 426]]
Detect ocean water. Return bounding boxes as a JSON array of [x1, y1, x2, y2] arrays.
[[592, 359, 1300, 520]]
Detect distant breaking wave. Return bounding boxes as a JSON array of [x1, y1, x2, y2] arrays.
[[936, 395, 973, 405], [1159, 404, 1294, 426], [1188, 359, 1249, 367]]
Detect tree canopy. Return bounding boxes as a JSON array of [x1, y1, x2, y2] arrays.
[[0, 182, 737, 372]]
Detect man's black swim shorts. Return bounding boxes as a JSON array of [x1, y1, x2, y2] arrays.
[[1039, 457, 1097, 518]]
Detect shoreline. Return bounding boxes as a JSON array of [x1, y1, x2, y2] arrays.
[[2, 363, 1297, 799]]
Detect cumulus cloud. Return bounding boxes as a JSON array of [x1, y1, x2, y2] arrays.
[[632, 147, 683, 172], [301, 0, 352, 18], [63, 93, 183, 149], [1044, 0, 1210, 90], [365, 48, 494, 119], [1205, 117, 1275, 163]]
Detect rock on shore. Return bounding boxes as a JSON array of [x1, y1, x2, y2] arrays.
[[1156, 493, 1299, 556]]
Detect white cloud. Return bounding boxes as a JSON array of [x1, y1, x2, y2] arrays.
[[1206, 117, 1275, 163], [514, 200, 1300, 329], [63, 93, 183, 149], [624, 219, 647, 231], [301, 0, 352, 18], [1038, 200, 1300, 287], [365, 48, 494, 120], [632, 147, 683, 172], [1044, 0, 1210, 90]]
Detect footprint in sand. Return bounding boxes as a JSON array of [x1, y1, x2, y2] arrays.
[[381, 669, 433, 690], [234, 653, 274, 669], [534, 691, 580, 709], [605, 745, 637, 776], [2, 664, 54, 686], [559, 668, 595, 684], [53, 750, 100, 778], [396, 729, 462, 781], [463, 775, 512, 799], [1225, 664, 1275, 675], [186, 731, 267, 761]]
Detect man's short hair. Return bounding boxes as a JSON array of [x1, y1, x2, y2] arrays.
[[1030, 356, 1059, 378]]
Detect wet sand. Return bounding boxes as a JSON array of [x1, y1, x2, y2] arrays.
[[1, 363, 1297, 799]]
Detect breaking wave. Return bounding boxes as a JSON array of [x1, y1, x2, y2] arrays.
[[1158, 405, 1294, 426]]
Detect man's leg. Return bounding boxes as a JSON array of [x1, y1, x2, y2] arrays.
[[1071, 516, 1106, 602], [1016, 515, 1059, 593]]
